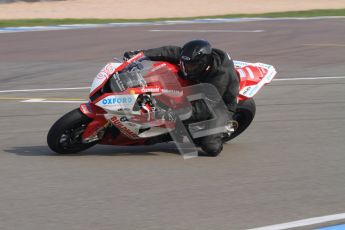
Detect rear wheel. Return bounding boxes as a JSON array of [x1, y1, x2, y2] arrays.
[[223, 98, 256, 142], [47, 109, 97, 154]]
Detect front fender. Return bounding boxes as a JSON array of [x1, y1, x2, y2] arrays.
[[79, 102, 106, 119]]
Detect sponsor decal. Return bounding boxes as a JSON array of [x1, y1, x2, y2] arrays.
[[141, 87, 161, 93], [112, 73, 126, 91], [110, 116, 138, 139], [162, 89, 183, 97], [96, 71, 108, 80], [234, 60, 249, 68], [104, 63, 116, 75], [117, 108, 131, 112], [126, 123, 137, 127], [241, 86, 251, 95], [101, 97, 133, 105]]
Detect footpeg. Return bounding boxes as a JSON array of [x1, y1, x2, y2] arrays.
[[225, 120, 238, 136]]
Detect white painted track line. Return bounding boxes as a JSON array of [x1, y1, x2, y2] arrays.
[[0, 86, 90, 93], [248, 213, 345, 230], [274, 76, 345, 81], [149, 29, 265, 33], [21, 98, 87, 103]]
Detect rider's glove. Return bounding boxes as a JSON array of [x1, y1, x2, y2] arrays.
[[123, 50, 142, 61]]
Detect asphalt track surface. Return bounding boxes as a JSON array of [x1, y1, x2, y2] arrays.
[[0, 19, 345, 230]]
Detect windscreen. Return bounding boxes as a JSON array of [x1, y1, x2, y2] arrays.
[[108, 59, 181, 93]]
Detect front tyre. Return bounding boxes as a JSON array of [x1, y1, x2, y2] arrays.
[[47, 109, 97, 154], [223, 98, 256, 142]]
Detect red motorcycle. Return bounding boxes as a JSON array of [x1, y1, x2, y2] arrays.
[[47, 52, 277, 157]]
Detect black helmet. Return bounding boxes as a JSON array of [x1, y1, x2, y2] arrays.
[[180, 40, 212, 80]]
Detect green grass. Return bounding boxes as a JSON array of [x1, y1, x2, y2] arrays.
[[1, 8, 345, 28]]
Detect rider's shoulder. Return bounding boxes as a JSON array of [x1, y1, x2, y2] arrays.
[[211, 48, 232, 66]]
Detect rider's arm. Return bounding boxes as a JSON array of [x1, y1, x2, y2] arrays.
[[143, 46, 182, 64], [224, 67, 240, 113], [206, 49, 239, 114], [219, 61, 239, 114]]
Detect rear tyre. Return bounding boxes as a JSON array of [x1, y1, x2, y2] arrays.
[[223, 98, 256, 143], [47, 109, 97, 154]]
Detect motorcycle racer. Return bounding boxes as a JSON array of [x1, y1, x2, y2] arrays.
[[124, 40, 239, 156]]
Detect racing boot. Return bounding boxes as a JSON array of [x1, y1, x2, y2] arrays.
[[200, 134, 224, 157]]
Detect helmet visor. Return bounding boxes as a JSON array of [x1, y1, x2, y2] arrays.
[[181, 57, 206, 77], [184, 60, 200, 74]]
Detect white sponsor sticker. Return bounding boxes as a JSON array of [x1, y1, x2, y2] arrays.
[[96, 94, 137, 111]]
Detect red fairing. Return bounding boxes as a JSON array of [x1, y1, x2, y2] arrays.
[[80, 103, 106, 119], [235, 64, 271, 101], [116, 52, 146, 72], [82, 119, 108, 141], [89, 52, 146, 98], [110, 116, 139, 139], [236, 65, 268, 85], [99, 132, 146, 146], [89, 64, 117, 98], [80, 103, 109, 141], [163, 62, 191, 87], [148, 61, 191, 87]]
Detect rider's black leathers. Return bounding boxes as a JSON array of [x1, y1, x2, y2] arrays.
[[139, 46, 239, 154], [143, 46, 239, 113]]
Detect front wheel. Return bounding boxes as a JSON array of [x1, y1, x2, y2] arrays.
[[223, 98, 256, 142], [47, 109, 97, 154]]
